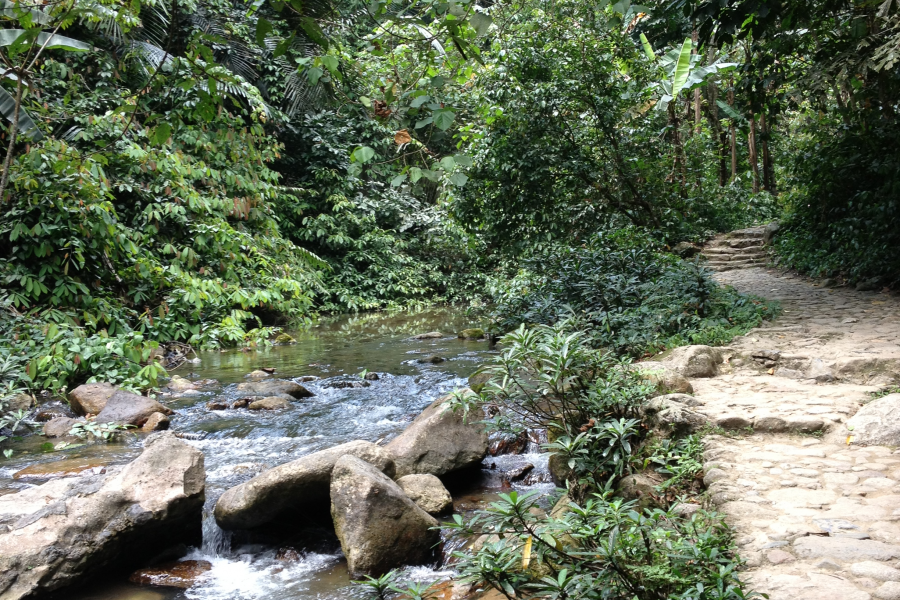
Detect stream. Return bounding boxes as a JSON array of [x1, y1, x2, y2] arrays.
[[1, 308, 553, 600]]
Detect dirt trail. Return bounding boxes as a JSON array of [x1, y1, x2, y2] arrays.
[[687, 241, 900, 600]]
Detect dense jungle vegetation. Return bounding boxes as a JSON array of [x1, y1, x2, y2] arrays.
[[1, 0, 898, 595], [1, 0, 897, 395]]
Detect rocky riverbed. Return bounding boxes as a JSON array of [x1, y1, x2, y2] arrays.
[[0, 309, 552, 600]]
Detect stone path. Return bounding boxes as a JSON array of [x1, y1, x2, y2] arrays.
[[690, 264, 900, 600]]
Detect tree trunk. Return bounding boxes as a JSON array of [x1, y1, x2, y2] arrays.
[[668, 102, 686, 195], [692, 29, 701, 134], [727, 76, 737, 182], [749, 113, 760, 194], [760, 112, 776, 194], [0, 76, 24, 202]]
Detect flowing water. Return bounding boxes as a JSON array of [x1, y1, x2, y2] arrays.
[[1, 308, 553, 600]]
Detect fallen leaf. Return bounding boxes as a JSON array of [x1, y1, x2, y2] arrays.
[[394, 129, 412, 145]]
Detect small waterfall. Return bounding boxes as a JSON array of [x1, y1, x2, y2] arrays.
[[201, 509, 232, 557]]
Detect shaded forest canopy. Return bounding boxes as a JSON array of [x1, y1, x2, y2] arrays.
[[0, 0, 898, 392]]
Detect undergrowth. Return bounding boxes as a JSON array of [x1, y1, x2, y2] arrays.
[[489, 229, 776, 357], [351, 324, 761, 600]]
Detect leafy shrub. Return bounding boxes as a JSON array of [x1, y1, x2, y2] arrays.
[[488, 229, 774, 356], [447, 491, 759, 600], [774, 118, 900, 285]]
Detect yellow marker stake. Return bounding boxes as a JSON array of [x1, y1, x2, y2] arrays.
[[522, 536, 533, 569]]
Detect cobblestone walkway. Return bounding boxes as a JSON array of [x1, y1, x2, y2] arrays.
[[694, 266, 900, 600]]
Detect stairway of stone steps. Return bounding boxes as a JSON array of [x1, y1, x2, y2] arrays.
[[700, 225, 774, 272]]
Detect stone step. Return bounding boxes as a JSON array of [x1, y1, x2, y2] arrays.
[[707, 256, 766, 265], [703, 246, 769, 255], [707, 239, 766, 250], [702, 250, 769, 260], [724, 226, 768, 239]]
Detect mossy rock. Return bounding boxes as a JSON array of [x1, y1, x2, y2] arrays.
[[273, 333, 296, 345], [546, 425, 572, 486], [468, 371, 492, 394], [458, 328, 485, 340]]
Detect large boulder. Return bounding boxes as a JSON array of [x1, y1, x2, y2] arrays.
[[396, 474, 453, 515], [331, 455, 440, 576], [642, 395, 709, 434], [67, 382, 117, 415], [94, 391, 173, 428], [234, 380, 313, 398], [0, 433, 204, 599], [845, 393, 900, 446], [662, 345, 723, 378], [215, 440, 395, 530], [632, 362, 693, 395], [386, 394, 488, 478]]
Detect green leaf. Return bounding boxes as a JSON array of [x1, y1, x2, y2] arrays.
[[152, 122, 172, 146], [409, 167, 423, 183], [390, 173, 407, 187], [0, 86, 42, 140], [439, 156, 456, 171], [0, 0, 50, 25], [449, 173, 468, 187], [414, 116, 434, 129], [298, 16, 328, 49], [410, 95, 430, 108], [352, 146, 375, 163], [0, 30, 91, 52], [433, 109, 455, 131], [453, 153, 473, 167], [307, 66, 323, 86], [639, 33, 655, 61], [321, 55, 339, 74], [671, 37, 693, 100], [469, 13, 492, 37], [359, 96, 372, 107], [256, 17, 273, 47]]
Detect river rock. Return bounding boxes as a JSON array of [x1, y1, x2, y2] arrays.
[[43, 417, 81, 438], [247, 370, 271, 379], [417, 355, 445, 364], [166, 375, 196, 392], [846, 393, 900, 446], [0, 433, 204, 599], [662, 345, 723, 378], [413, 332, 444, 339], [458, 328, 485, 340], [142, 412, 170, 431], [331, 455, 440, 576], [7, 393, 33, 412], [234, 380, 313, 399], [396, 474, 453, 515], [13, 456, 113, 480], [386, 394, 488, 478], [633, 362, 693, 395], [248, 397, 291, 411], [215, 440, 395, 530], [274, 333, 296, 344], [68, 382, 118, 415], [129, 560, 212, 589], [94, 391, 173, 428]]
